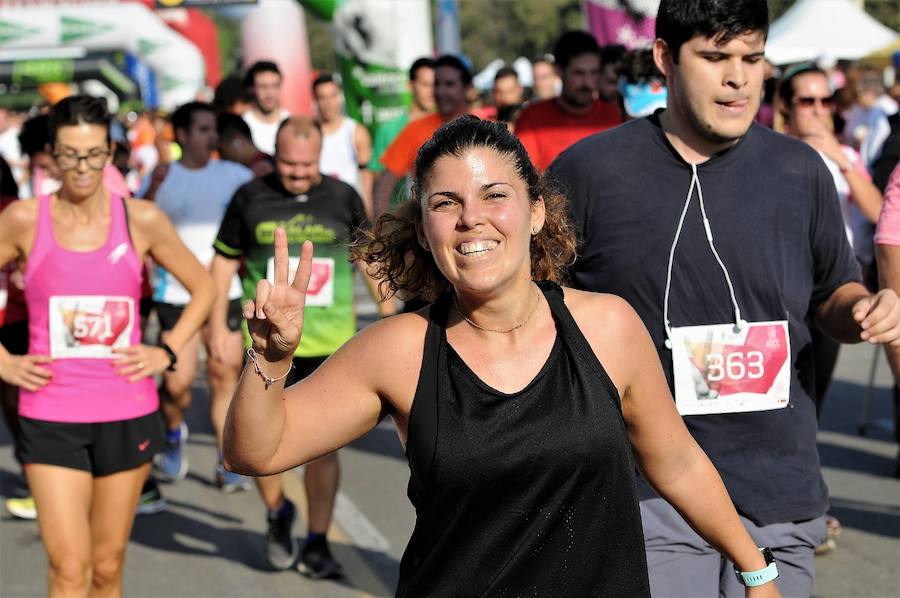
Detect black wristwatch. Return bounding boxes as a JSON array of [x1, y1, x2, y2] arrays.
[[160, 342, 178, 371]]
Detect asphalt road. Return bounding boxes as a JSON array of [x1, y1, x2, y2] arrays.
[[1, 300, 898, 597]]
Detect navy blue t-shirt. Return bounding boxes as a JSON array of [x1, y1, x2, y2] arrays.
[[549, 114, 861, 526]]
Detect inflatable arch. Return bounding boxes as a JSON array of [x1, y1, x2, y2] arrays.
[[0, 2, 204, 109]]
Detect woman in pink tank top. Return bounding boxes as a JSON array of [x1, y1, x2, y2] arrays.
[[0, 96, 214, 597]]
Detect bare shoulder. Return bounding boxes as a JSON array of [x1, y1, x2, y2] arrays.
[[561, 286, 645, 342], [124, 197, 168, 227], [346, 309, 430, 370], [0, 199, 38, 229], [0, 200, 39, 251], [339, 308, 430, 411]]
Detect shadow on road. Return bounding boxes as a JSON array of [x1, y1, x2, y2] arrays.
[[346, 422, 406, 463], [817, 440, 897, 477], [129, 500, 401, 597], [827, 496, 900, 539]]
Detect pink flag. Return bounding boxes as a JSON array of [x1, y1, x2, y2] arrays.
[[584, 0, 660, 49]]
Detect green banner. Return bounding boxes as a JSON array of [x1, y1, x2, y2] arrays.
[[12, 58, 75, 85], [300, 0, 431, 142], [0, 18, 40, 45], [60, 15, 113, 44]]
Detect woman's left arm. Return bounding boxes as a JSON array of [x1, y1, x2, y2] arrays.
[[574, 292, 780, 598], [115, 200, 215, 380]]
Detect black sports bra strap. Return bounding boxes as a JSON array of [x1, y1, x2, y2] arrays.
[[406, 294, 452, 499]]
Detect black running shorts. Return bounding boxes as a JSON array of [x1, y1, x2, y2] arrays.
[[20, 411, 165, 476], [286, 356, 327, 387], [0, 319, 28, 356], [155, 299, 243, 333]]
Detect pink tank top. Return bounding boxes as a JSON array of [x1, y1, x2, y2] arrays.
[[19, 194, 158, 423]]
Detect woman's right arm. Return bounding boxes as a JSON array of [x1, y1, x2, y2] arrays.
[[222, 228, 422, 476], [0, 201, 53, 391]]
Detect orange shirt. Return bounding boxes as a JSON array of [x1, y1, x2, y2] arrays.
[[515, 98, 623, 171], [380, 113, 446, 177]]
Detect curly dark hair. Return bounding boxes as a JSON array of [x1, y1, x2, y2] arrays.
[[352, 116, 576, 303]]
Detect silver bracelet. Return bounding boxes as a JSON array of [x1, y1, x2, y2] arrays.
[[246, 348, 293, 388]]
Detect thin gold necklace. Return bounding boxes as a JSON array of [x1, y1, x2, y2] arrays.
[[454, 285, 541, 334]]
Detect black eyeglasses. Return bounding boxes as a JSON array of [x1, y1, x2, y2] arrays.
[[53, 149, 110, 171], [793, 96, 835, 109]]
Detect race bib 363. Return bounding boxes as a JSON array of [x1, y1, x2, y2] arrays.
[[671, 320, 790, 416]]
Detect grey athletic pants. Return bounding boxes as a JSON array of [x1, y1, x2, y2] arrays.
[[641, 498, 827, 598]]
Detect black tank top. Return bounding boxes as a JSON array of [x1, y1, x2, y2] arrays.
[[397, 281, 650, 598]]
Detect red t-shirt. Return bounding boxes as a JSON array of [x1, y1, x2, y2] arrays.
[[0, 196, 25, 326], [515, 98, 623, 171], [381, 113, 446, 178]]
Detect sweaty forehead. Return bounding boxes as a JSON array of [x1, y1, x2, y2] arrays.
[[793, 71, 829, 93], [277, 134, 320, 158], [428, 149, 521, 186], [56, 123, 107, 148]]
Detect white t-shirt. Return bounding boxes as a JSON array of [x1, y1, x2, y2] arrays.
[[0, 126, 23, 187], [818, 145, 872, 263], [319, 117, 362, 195], [153, 160, 253, 305], [844, 104, 891, 169], [243, 109, 290, 156]]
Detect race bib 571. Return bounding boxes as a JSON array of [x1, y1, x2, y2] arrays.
[[48, 296, 134, 358]]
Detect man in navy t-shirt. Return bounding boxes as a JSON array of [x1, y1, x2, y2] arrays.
[[550, 1, 900, 596]]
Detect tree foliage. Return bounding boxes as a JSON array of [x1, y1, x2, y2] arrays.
[[294, 0, 900, 74], [458, 0, 585, 70]]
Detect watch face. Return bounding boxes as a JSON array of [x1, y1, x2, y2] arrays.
[[760, 547, 775, 565]]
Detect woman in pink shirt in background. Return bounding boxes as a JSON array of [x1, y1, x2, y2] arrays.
[[875, 162, 900, 478], [0, 96, 214, 597]]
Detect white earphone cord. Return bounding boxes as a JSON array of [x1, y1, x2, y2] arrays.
[[663, 163, 743, 349]]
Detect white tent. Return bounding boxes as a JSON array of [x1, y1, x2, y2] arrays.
[[766, 0, 898, 65]]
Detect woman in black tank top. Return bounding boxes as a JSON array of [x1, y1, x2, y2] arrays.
[[224, 117, 783, 598]]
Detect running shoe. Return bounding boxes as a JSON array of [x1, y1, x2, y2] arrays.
[[215, 464, 251, 494], [298, 536, 344, 580], [154, 421, 189, 482], [265, 498, 299, 570], [5, 495, 37, 520], [136, 479, 166, 515]]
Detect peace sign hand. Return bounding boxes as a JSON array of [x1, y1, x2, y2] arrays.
[[243, 228, 313, 362]]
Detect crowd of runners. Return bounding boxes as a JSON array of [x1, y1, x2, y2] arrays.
[[1, 0, 899, 596]]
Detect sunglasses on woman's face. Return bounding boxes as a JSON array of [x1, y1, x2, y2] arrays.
[[793, 96, 835, 109]]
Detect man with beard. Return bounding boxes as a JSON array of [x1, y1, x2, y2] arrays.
[[515, 31, 623, 171], [211, 116, 373, 578], [549, 0, 900, 595], [373, 55, 471, 215], [243, 61, 291, 156]]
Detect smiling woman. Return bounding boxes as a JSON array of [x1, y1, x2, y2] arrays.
[[355, 115, 575, 303], [223, 116, 782, 597]]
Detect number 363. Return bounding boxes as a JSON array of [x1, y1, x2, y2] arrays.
[[705, 351, 764, 381]]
